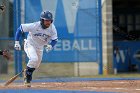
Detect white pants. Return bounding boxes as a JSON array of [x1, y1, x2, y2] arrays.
[[24, 41, 43, 68]]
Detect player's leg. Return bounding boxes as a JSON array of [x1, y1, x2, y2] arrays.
[[24, 67, 35, 87], [24, 42, 39, 87], [36, 49, 43, 68], [24, 49, 43, 87]]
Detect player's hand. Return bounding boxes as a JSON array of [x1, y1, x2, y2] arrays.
[[45, 45, 52, 52], [14, 41, 21, 50]]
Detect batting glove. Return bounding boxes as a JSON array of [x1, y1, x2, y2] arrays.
[[45, 45, 52, 52], [14, 41, 21, 50]]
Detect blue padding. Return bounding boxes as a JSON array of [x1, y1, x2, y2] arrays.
[[33, 77, 140, 82], [1, 77, 138, 83]]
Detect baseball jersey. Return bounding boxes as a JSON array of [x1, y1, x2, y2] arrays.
[[20, 21, 58, 49]]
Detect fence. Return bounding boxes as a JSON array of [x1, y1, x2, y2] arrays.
[[0, 0, 102, 77]]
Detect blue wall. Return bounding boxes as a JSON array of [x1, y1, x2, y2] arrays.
[[114, 41, 140, 72], [24, 0, 101, 62]]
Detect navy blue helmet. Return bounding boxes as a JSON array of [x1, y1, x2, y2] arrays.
[[40, 11, 53, 29], [40, 11, 53, 21]]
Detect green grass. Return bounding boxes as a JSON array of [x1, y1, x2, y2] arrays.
[[0, 62, 140, 81]]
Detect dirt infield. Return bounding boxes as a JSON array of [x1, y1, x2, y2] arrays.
[[0, 80, 140, 93]]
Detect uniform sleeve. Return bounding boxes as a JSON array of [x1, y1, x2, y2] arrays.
[[15, 26, 22, 41], [51, 24, 58, 40], [21, 23, 35, 32]]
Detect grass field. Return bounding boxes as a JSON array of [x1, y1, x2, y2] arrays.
[[0, 61, 140, 81]]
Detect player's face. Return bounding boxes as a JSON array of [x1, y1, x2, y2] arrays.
[[44, 20, 52, 28]]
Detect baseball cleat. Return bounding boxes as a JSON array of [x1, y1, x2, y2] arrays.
[[23, 69, 31, 87], [24, 81, 31, 87]]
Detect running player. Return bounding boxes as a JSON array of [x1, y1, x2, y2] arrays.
[[14, 11, 58, 87]]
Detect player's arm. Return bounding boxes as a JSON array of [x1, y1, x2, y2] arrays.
[[50, 24, 58, 47], [14, 26, 23, 50], [45, 24, 58, 52], [45, 35, 58, 52], [15, 26, 23, 40], [47, 34, 58, 51], [14, 23, 34, 50], [50, 39, 58, 47], [45, 39, 58, 52]]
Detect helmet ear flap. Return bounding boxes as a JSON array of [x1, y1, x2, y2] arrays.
[[40, 19, 46, 29], [51, 20, 53, 23], [40, 19, 44, 24]]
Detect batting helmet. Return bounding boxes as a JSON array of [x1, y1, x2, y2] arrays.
[[40, 11, 53, 29]]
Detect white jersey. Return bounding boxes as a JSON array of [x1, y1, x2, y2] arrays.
[[21, 21, 58, 49]]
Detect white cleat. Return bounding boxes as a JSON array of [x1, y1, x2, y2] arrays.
[[24, 82, 31, 87]]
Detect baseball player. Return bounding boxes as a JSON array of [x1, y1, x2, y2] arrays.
[[14, 11, 58, 87]]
